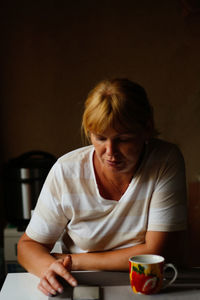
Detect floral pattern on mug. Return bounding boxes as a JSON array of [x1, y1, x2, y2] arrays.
[[129, 261, 163, 294]]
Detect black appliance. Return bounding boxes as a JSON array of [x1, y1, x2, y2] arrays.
[[3, 151, 56, 229]]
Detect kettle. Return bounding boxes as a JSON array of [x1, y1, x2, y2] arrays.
[[3, 151, 56, 229]]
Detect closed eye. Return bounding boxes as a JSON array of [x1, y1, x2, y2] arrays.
[[95, 135, 106, 141], [116, 135, 138, 142]]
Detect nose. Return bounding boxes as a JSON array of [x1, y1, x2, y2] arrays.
[[105, 140, 117, 156]]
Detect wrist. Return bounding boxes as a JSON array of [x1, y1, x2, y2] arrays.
[[71, 253, 82, 271], [51, 253, 66, 260]]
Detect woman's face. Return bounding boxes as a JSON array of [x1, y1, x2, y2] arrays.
[[90, 127, 147, 175]]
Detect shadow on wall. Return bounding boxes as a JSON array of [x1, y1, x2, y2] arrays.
[[187, 181, 200, 267], [0, 79, 6, 246]]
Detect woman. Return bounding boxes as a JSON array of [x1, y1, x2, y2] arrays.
[[17, 78, 187, 297]]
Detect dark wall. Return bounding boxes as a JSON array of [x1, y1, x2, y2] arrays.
[[1, 0, 200, 263], [1, 0, 200, 179]]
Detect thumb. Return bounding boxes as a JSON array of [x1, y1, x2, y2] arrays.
[[63, 254, 72, 271]]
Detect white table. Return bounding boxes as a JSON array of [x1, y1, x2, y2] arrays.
[[1, 272, 200, 300], [0, 273, 46, 300]]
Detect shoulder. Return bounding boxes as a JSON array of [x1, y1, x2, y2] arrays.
[[147, 139, 184, 162], [58, 145, 94, 164], [51, 145, 94, 178], [141, 139, 186, 180]]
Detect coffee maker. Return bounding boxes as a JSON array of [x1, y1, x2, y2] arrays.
[[3, 151, 56, 230]]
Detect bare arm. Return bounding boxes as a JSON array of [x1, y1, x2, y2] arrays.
[[53, 230, 184, 269], [18, 233, 54, 276], [70, 230, 184, 271], [17, 233, 77, 296], [18, 230, 184, 296]]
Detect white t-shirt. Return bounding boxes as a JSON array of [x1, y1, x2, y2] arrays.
[[26, 139, 187, 253]]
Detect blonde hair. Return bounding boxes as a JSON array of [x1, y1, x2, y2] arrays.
[[82, 78, 157, 141]]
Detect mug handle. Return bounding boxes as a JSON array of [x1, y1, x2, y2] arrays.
[[162, 263, 178, 289]]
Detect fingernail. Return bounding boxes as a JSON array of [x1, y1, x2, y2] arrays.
[[72, 280, 77, 287], [51, 289, 57, 295], [47, 293, 52, 297], [58, 287, 63, 294]]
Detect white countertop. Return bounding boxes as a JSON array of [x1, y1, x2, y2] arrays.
[[0, 273, 46, 300], [1, 272, 200, 300]]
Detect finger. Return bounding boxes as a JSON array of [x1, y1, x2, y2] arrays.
[[38, 284, 55, 297], [38, 278, 57, 296], [52, 260, 77, 287], [60, 269, 77, 287], [45, 270, 64, 293], [63, 255, 72, 270], [38, 284, 50, 296]]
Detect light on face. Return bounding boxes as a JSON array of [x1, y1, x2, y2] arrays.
[[105, 139, 117, 156]]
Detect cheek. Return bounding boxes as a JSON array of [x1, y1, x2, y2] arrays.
[[94, 144, 105, 157], [124, 144, 143, 158]]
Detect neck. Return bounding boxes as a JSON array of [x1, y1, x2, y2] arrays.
[[94, 152, 133, 183], [93, 153, 133, 200], [102, 168, 133, 185]]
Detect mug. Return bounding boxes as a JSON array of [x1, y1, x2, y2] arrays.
[[129, 254, 178, 295]]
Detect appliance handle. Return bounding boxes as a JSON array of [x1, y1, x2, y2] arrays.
[[17, 151, 56, 163]]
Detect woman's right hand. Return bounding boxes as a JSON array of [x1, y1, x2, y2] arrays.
[[37, 255, 77, 296]]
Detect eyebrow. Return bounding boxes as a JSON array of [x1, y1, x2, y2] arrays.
[[94, 133, 137, 138]]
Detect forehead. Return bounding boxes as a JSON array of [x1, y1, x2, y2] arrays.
[[94, 127, 137, 138]]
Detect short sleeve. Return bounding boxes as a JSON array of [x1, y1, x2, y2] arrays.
[[147, 146, 187, 232], [26, 162, 69, 244]]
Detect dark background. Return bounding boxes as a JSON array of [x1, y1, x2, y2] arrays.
[[1, 0, 200, 266]]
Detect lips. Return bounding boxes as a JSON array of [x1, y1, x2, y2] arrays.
[[106, 160, 121, 166]]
